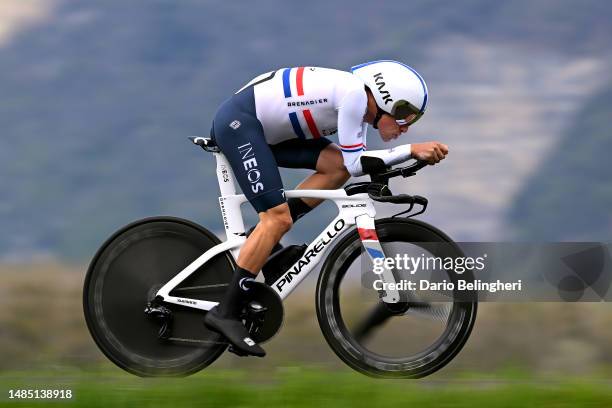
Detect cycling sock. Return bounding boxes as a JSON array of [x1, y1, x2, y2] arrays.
[[218, 267, 256, 319], [288, 197, 313, 222]]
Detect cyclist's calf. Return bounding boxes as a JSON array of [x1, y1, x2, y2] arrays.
[[236, 203, 292, 273], [259, 204, 293, 238]]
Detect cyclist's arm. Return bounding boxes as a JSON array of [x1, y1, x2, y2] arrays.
[[358, 145, 412, 172], [337, 88, 415, 177], [337, 87, 368, 176]]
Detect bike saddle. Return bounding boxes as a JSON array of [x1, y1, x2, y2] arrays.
[[188, 136, 220, 153]]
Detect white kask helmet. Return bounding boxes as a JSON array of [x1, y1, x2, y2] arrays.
[[351, 60, 428, 128]]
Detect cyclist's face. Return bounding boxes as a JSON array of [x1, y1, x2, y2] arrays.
[[377, 113, 410, 141]]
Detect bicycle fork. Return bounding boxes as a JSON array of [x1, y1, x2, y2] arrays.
[[355, 214, 402, 303]]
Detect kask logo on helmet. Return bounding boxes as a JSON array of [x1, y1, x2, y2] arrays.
[[373, 72, 393, 105], [351, 60, 428, 119]]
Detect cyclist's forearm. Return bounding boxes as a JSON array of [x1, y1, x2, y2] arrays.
[[342, 144, 412, 177], [362, 144, 412, 167]]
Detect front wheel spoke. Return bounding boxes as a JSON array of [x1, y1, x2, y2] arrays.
[[352, 302, 394, 341], [403, 302, 452, 322]]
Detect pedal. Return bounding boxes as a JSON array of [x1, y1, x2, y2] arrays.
[[241, 281, 284, 343], [245, 301, 268, 336]]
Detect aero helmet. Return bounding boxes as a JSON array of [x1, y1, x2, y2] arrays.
[[351, 60, 428, 128]]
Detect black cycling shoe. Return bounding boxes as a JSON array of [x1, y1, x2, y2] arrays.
[[203, 307, 266, 357]]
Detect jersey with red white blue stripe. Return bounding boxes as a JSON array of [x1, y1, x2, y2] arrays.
[[236, 66, 368, 175]]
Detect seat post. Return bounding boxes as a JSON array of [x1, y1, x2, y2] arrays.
[[214, 150, 247, 246], [214, 150, 238, 197], [189, 136, 238, 197]]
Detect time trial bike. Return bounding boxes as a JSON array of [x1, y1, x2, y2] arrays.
[[83, 136, 477, 378]]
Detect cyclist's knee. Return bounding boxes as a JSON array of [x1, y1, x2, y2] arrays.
[[317, 145, 350, 186], [326, 161, 350, 186], [260, 204, 293, 234], [332, 166, 350, 185]]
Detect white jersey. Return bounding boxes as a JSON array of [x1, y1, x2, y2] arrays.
[[236, 66, 412, 176], [236, 67, 367, 175]]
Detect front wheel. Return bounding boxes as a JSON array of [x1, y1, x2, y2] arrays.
[[316, 218, 477, 378]]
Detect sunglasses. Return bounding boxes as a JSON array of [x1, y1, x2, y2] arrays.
[[373, 101, 424, 129], [393, 101, 423, 126]]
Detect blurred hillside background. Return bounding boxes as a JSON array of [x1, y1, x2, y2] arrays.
[[1, 0, 612, 400], [1, 0, 611, 260]]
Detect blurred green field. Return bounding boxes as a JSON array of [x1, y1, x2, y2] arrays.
[[2, 264, 612, 407], [2, 263, 612, 375], [2, 367, 612, 408]]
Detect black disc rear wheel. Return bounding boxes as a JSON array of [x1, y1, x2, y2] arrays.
[[83, 217, 235, 377]]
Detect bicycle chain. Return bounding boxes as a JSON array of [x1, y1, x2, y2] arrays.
[[165, 336, 229, 346]]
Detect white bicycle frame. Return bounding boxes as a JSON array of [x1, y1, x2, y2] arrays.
[[155, 143, 401, 310]]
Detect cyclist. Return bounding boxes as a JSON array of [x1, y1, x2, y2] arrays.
[[204, 60, 448, 356]]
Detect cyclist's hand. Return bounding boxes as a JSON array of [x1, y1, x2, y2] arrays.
[[411, 142, 449, 165]]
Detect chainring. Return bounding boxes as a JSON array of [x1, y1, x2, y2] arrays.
[[243, 281, 284, 343]]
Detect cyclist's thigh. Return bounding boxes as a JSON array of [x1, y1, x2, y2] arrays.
[[212, 90, 285, 214], [270, 137, 333, 170]]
